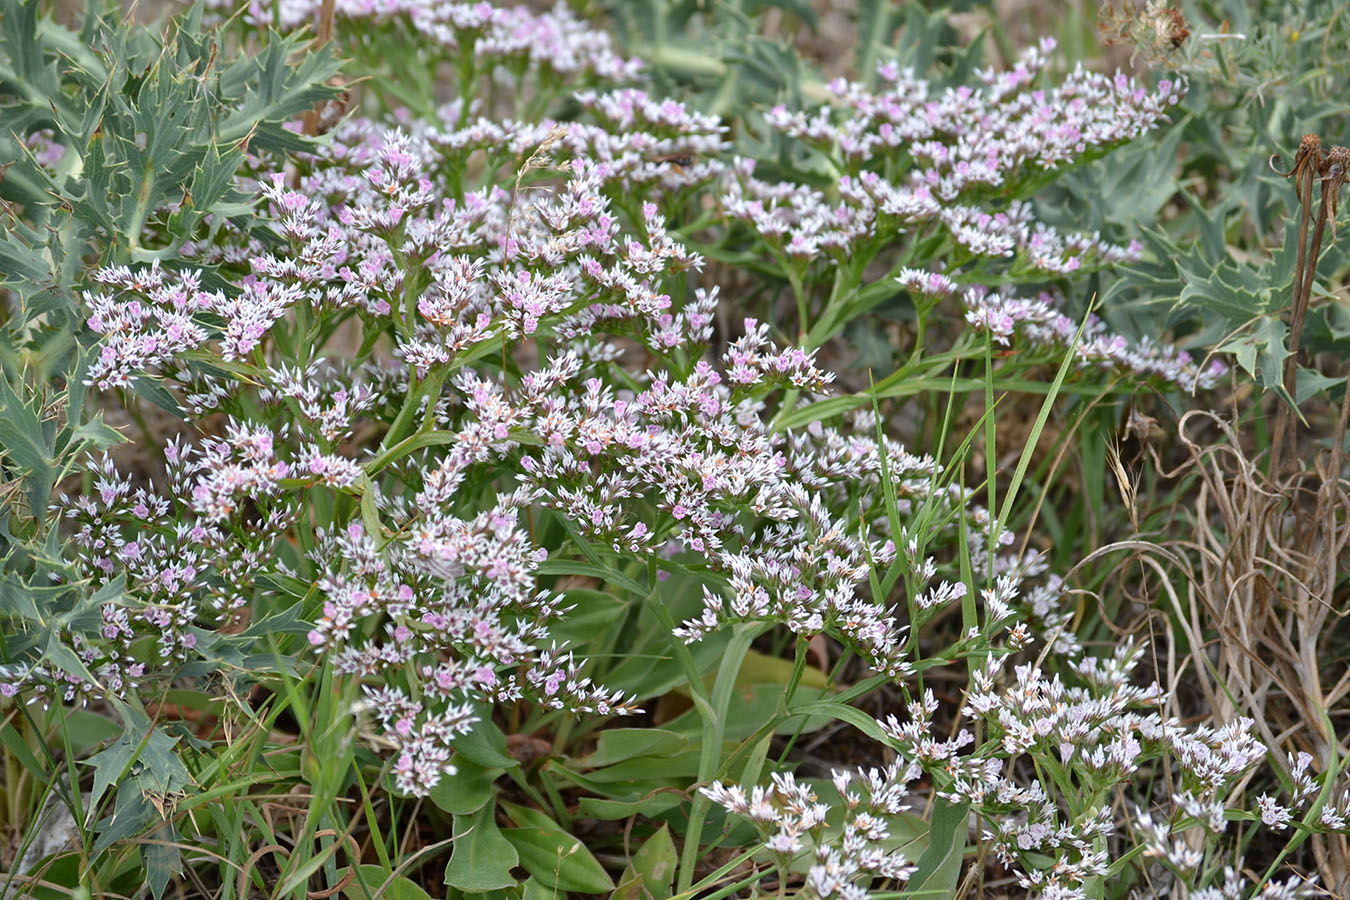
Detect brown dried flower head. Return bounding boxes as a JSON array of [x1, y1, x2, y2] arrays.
[[1097, 1, 1189, 60], [1152, 2, 1190, 49]]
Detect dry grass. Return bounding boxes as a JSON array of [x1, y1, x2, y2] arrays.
[[1074, 403, 1350, 895]]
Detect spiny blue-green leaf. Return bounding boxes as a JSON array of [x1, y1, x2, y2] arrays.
[[42, 628, 97, 688], [128, 376, 184, 417], [856, 0, 898, 87], [68, 415, 126, 451], [92, 785, 157, 854], [144, 821, 182, 900], [85, 731, 142, 815], [216, 36, 342, 152], [0, 576, 43, 626], [0, 230, 52, 284], [84, 721, 189, 812], [1295, 368, 1345, 405], [1220, 317, 1287, 393], [0, 376, 52, 474], [1178, 259, 1273, 323]]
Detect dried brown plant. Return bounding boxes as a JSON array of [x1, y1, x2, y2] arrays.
[[1269, 139, 1350, 477], [1075, 405, 1350, 893], [1089, 136, 1350, 894]]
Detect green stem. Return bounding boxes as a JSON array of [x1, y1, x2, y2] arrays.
[[908, 305, 930, 367], [677, 623, 758, 894], [379, 368, 447, 454], [784, 263, 809, 343], [983, 333, 997, 583], [644, 565, 757, 894]]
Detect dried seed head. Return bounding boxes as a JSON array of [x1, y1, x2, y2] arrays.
[[1099, 2, 1189, 57], [1146, 2, 1190, 49], [1271, 133, 1323, 181], [1322, 145, 1350, 185], [1320, 145, 1350, 237]]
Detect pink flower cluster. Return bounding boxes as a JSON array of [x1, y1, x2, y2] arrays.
[[718, 38, 1217, 390], [304, 511, 639, 795], [83, 263, 217, 390], [740, 35, 1175, 272], [219, 0, 641, 83], [5, 428, 297, 706], [962, 287, 1226, 389], [702, 767, 920, 900], [770, 38, 1182, 185]]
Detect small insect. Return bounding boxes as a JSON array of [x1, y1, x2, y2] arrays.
[[303, 76, 352, 137], [651, 152, 697, 175]]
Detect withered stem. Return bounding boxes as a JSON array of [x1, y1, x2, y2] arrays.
[[1290, 151, 1318, 323], [1287, 177, 1332, 369], [1269, 136, 1322, 478]]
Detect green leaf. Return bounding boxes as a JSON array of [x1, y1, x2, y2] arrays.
[[785, 699, 890, 745], [0, 721, 46, 781], [1177, 256, 1274, 324], [216, 36, 342, 151], [549, 588, 626, 646], [905, 799, 968, 899], [1295, 367, 1344, 405], [42, 629, 97, 688], [735, 648, 830, 691], [500, 802, 614, 894], [0, 575, 44, 626], [537, 559, 648, 600], [236, 604, 312, 639], [132, 732, 193, 796], [70, 415, 128, 450], [0, 375, 54, 514], [83, 720, 189, 812], [856, 0, 897, 88], [523, 876, 560, 900], [93, 785, 158, 853], [129, 377, 184, 418], [446, 803, 519, 892], [0, 230, 52, 282], [660, 680, 833, 741], [454, 712, 518, 770], [1219, 317, 1289, 398], [613, 824, 677, 900], [62, 708, 124, 755], [569, 749, 702, 785], [575, 793, 683, 821], [428, 755, 502, 815], [601, 628, 731, 702], [343, 865, 435, 900], [144, 821, 181, 900], [579, 729, 688, 769]]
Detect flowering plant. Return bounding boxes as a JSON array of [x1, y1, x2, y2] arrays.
[[1, 2, 1346, 899]]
